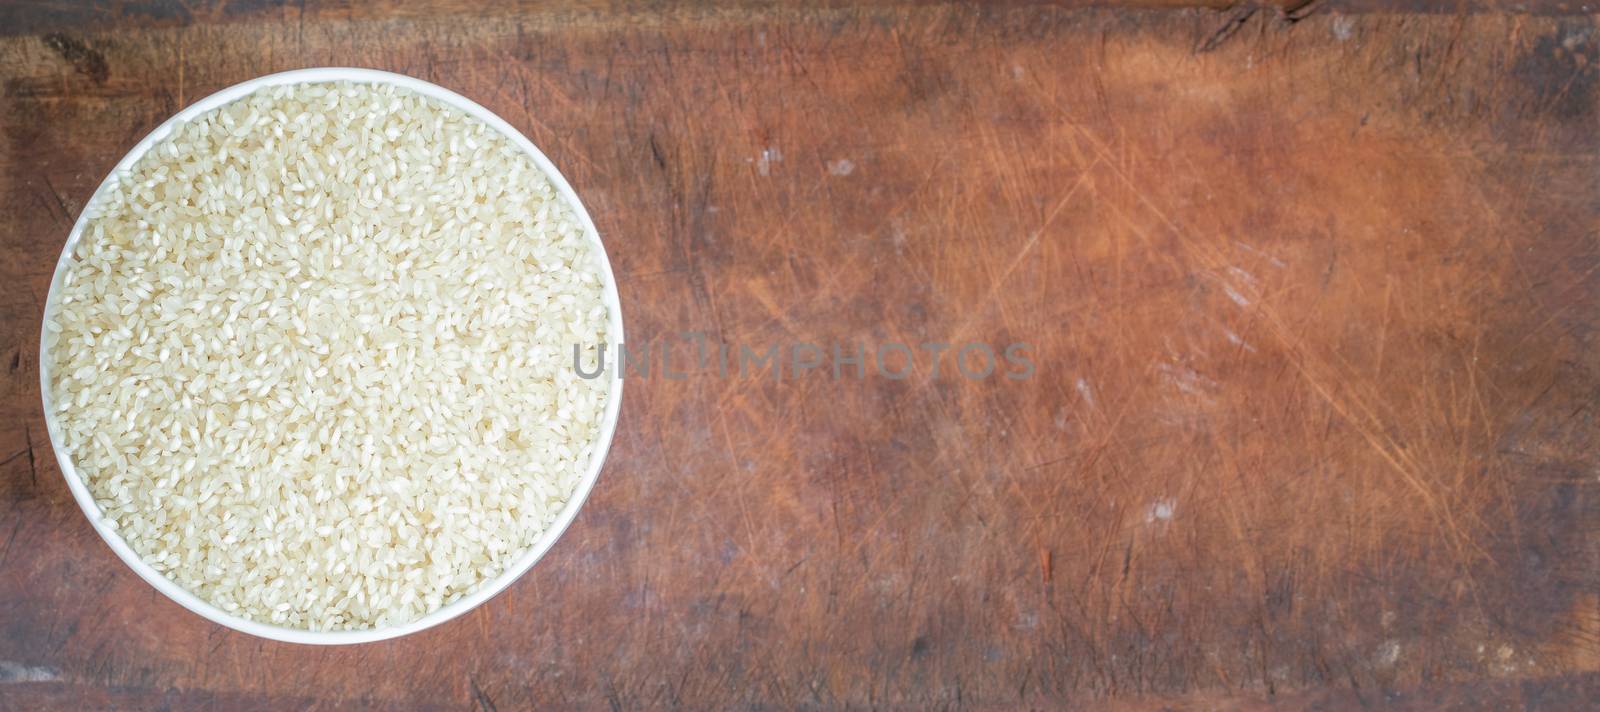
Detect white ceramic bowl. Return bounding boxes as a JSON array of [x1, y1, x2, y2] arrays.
[[38, 68, 625, 645]]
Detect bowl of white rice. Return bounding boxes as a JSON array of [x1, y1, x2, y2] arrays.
[[38, 68, 624, 644]]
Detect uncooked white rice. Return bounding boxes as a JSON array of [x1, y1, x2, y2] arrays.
[[45, 81, 611, 631]]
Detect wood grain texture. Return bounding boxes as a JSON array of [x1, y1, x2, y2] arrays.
[[2, 1, 1598, 709]]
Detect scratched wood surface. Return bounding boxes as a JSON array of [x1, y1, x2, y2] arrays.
[[1, 1, 1598, 709]]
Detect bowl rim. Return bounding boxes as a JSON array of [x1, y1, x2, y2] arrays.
[[37, 67, 626, 645]]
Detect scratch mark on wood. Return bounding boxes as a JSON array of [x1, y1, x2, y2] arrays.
[[0, 519, 20, 572], [1196, 6, 1257, 54], [12, 424, 40, 491], [469, 675, 498, 712], [42, 33, 109, 84], [41, 175, 72, 225]]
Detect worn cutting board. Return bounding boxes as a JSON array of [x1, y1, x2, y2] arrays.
[[1, 1, 1596, 708]]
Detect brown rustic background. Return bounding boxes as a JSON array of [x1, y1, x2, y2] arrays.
[[2, 1, 1598, 709]]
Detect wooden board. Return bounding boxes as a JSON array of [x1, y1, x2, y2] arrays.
[[1, 2, 1597, 708]]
